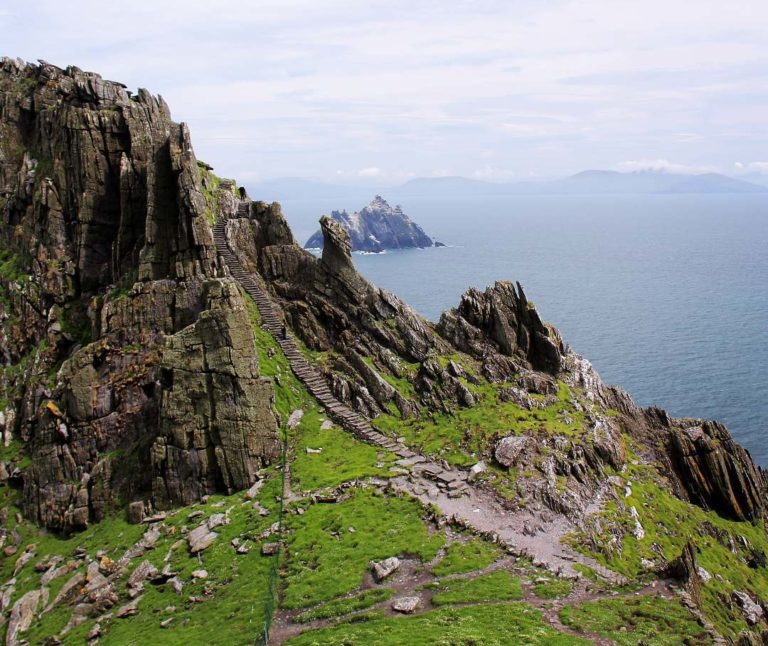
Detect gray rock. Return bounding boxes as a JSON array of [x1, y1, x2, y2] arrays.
[[494, 436, 531, 468], [6, 589, 41, 645], [732, 591, 764, 625], [392, 596, 420, 614], [128, 560, 159, 589], [370, 557, 401, 582]]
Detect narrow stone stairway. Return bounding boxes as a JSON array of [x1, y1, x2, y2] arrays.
[[212, 216, 420, 460]]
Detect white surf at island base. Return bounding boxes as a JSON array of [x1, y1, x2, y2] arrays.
[[283, 193, 768, 466]]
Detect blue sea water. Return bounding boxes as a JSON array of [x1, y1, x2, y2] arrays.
[[281, 194, 768, 466]]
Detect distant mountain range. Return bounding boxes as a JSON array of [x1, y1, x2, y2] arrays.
[[249, 170, 768, 202]]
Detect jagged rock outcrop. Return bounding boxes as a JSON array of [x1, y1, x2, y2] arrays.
[[305, 195, 439, 252], [437, 281, 565, 375], [668, 421, 765, 521], [0, 58, 279, 530]]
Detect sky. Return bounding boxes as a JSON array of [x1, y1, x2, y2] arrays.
[[2, 0, 768, 184]]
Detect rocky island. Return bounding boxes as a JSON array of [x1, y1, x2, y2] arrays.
[[0, 57, 767, 645], [304, 195, 442, 252]]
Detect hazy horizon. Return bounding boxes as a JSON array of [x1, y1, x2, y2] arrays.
[[3, 0, 768, 185]]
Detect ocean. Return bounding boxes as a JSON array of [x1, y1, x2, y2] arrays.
[[281, 194, 768, 466]]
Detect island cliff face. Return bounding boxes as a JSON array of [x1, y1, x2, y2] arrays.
[[1, 58, 767, 644], [304, 195, 438, 252], [0, 58, 279, 531]]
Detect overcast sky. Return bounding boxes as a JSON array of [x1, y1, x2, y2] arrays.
[[3, 0, 768, 183]]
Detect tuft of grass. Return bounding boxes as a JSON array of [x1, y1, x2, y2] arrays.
[[431, 537, 502, 577], [291, 412, 395, 491], [294, 588, 394, 623], [284, 603, 590, 645], [281, 488, 444, 610], [427, 570, 523, 606], [560, 595, 713, 646], [531, 577, 574, 599]]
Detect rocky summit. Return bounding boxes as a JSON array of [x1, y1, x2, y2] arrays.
[[304, 195, 441, 252], [1, 58, 767, 645]]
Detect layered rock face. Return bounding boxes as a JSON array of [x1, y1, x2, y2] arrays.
[[0, 59, 278, 530], [304, 195, 438, 252]]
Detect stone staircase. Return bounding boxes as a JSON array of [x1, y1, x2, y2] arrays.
[[212, 214, 455, 466]]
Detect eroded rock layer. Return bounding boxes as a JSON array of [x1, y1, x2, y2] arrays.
[[0, 58, 278, 530]]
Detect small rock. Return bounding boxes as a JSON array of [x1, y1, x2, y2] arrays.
[[160, 617, 174, 628], [305, 447, 323, 454], [191, 570, 208, 580], [128, 560, 159, 589], [244, 480, 264, 500], [116, 598, 141, 618], [370, 557, 400, 582], [188, 510, 204, 520], [127, 501, 145, 524], [261, 543, 280, 556], [169, 576, 184, 596], [392, 596, 420, 614], [732, 591, 764, 625], [696, 565, 712, 584], [86, 623, 101, 642]]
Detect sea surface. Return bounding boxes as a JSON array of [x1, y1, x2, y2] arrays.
[[281, 194, 768, 466]]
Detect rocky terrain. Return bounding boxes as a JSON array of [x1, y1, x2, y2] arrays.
[[304, 195, 441, 252], [1, 57, 767, 645]]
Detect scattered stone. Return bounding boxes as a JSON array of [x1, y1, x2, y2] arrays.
[[261, 543, 279, 556], [732, 591, 764, 625], [629, 506, 645, 540], [244, 480, 264, 500], [47, 572, 85, 611], [86, 623, 101, 642], [468, 461, 486, 480], [188, 510, 204, 520], [143, 512, 168, 523], [305, 447, 323, 454], [6, 589, 41, 645], [696, 565, 712, 584], [160, 617, 174, 628], [370, 557, 400, 582], [287, 409, 304, 429], [188, 526, 218, 554], [128, 560, 159, 589], [494, 436, 531, 468], [392, 596, 420, 614], [13, 549, 35, 575], [320, 420, 334, 430], [127, 501, 145, 524], [191, 570, 208, 580], [169, 577, 184, 596], [236, 544, 251, 555], [116, 598, 141, 618]]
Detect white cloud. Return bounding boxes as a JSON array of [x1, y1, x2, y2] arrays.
[[616, 159, 721, 175], [745, 161, 768, 174], [357, 167, 383, 178]]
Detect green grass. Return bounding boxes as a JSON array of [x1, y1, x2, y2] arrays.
[[294, 588, 394, 623], [560, 595, 713, 645], [285, 603, 590, 645], [531, 577, 574, 599], [374, 380, 588, 467], [431, 537, 502, 576], [291, 412, 395, 491], [568, 458, 768, 640], [281, 488, 444, 610], [427, 570, 523, 606]]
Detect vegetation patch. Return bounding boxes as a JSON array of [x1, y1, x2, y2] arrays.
[[531, 577, 574, 599], [428, 569, 523, 606], [281, 488, 444, 610], [294, 588, 394, 623], [284, 603, 589, 645], [560, 595, 713, 645], [431, 536, 502, 576]]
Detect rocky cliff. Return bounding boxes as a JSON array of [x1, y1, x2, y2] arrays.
[[0, 58, 279, 531], [304, 195, 439, 252]]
